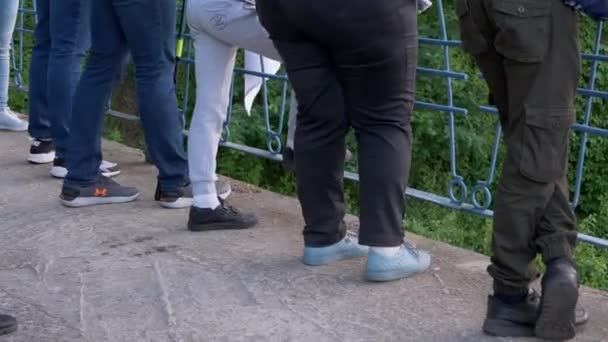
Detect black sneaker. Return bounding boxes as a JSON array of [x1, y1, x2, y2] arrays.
[[188, 201, 258, 231], [483, 290, 541, 337], [483, 288, 588, 337], [535, 259, 586, 340], [155, 181, 193, 209], [0, 314, 17, 335], [60, 177, 139, 207], [28, 138, 55, 164]]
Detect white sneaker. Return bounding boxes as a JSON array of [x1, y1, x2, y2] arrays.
[[50, 158, 121, 179], [100, 160, 121, 177], [0, 108, 28, 131]]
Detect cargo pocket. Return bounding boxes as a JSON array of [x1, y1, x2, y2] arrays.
[[519, 107, 574, 183], [492, 0, 551, 63], [455, 0, 489, 55]]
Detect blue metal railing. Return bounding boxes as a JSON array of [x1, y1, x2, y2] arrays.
[[9, 0, 608, 249]]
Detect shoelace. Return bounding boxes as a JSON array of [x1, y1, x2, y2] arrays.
[[403, 241, 422, 258], [218, 203, 241, 215], [5, 109, 20, 120], [100, 160, 118, 169], [343, 231, 359, 243]]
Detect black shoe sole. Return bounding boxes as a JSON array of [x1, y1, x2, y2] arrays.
[[482, 319, 534, 337], [535, 280, 579, 340], [188, 220, 257, 232], [0, 324, 17, 335]]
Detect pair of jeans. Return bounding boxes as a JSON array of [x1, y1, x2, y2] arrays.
[[257, 0, 418, 247], [64, 0, 188, 191], [0, 0, 18, 110], [27, 0, 91, 159]]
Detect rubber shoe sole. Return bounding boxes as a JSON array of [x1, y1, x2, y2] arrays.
[[28, 151, 55, 164], [188, 219, 256, 232], [61, 193, 140, 208], [0, 324, 17, 336], [535, 280, 579, 340], [366, 267, 428, 282], [159, 197, 193, 209], [0, 125, 27, 132], [482, 319, 534, 337], [302, 246, 367, 266], [102, 169, 121, 177]]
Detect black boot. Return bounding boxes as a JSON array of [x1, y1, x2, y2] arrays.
[[535, 258, 585, 340], [483, 290, 539, 337], [483, 288, 588, 337], [0, 314, 17, 335]]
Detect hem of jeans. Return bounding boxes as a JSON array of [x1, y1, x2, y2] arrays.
[[158, 177, 188, 192], [27, 132, 52, 140], [64, 177, 98, 188]]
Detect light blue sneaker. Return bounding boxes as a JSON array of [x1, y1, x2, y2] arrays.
[[366, 242, 431, 282], [302, 231, 369, 266]]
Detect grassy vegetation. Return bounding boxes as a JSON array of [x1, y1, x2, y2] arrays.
[[7, 1, 608, 290]]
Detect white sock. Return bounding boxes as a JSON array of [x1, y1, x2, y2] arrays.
[[193, 194, 220, 209], [371, 246, 401, 257]]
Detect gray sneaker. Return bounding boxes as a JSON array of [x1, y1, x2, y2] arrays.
[[61, 177, 139, 207], [155, 181, 193, 209], [0, 108, 28, 131], [155, 180, 231, 209]]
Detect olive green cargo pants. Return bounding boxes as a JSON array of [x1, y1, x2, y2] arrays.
[[456, 0, 581, 294]]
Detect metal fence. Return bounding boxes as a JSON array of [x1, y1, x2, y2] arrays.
[[9, 0, 608, 249]]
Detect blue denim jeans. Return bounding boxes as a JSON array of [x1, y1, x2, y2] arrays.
[[65, 0, 188, 190], [0, 0, 18, 110], [27, 0, 91, 158]]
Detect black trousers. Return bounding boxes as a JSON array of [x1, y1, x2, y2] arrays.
[[456, 0, 580, 293], [257, 0, 418, 247]]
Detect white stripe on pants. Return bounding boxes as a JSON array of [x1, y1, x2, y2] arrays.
[[186, 0, 297, 205]]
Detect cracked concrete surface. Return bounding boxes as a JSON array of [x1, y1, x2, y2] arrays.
[[0, 131, 607, 342]]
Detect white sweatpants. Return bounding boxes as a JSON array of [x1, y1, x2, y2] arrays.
[[186, 0, 297, 207]]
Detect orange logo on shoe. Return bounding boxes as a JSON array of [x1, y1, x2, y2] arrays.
[[94, 188, 108, 197]]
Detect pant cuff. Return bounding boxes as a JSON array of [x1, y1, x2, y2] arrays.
[[358, 234, 404, 247], [493, 281, 529, 296], [303, 221, 346, 248], [64, 175, 99, 188], [193, 181, 217, 197], [539, 239, 573, 264]]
